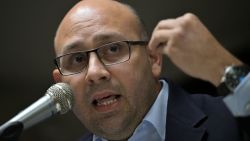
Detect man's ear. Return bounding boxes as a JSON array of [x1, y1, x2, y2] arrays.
[[52, 69, 62, 82], [148, 47, 162, 78]]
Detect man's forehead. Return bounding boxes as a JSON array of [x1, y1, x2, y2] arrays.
[[69, 6, 99, 22], [55, 0, 141, 54], [57, 1, 137, 35]]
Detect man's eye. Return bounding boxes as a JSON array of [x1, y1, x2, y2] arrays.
[[110, 46, 118, 52], [108, 44, 121, 53], [97, 42, 127, 61], [70, 53, 87, 64], [74, 54, 84, 62]]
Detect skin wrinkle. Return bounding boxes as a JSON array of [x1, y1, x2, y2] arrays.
[[55, 7, 99, 54], [58, 31, 129, 57], [68, 19, 97, 37]]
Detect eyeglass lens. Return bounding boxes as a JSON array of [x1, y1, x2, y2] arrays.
[[57, 41, 130, 75]]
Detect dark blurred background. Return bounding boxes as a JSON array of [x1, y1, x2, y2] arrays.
[[0, 0, 249, 141]]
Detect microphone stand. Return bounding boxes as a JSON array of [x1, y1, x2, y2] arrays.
[[0, 122, 23, 141]]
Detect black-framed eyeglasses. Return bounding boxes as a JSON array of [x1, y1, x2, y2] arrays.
[[54, 40, 148, 76]]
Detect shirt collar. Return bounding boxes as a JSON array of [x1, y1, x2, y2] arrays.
[[93, 80, 169, 141], [141, 79, 169, 140]]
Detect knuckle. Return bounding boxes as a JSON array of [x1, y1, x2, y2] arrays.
[[157, 20, 167, 29], [173, 27, 185, 40], [181, 13, 197, 25], [158, 19, 166, 26], [184, 13, 197, 20]]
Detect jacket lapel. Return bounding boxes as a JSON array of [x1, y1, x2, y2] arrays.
[[166, 80, 207, 141], [79, 132, 93, 141]]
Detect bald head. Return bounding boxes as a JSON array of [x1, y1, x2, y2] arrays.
[[54, 0, 148, 54]]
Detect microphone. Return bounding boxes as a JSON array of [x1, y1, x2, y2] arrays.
[[0, 83, 74, 136]]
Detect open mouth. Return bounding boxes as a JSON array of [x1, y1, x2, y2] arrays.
[[91, 92, 121, 113], [93, 95, 121, 106]]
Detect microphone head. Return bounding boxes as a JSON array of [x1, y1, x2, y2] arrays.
[[46, 83, 73, 114]]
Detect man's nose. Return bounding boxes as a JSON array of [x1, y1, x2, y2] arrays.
[[85, 53, 111, 85]]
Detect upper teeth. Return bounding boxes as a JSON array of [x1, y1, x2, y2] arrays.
[[97, 96, 117, 106]]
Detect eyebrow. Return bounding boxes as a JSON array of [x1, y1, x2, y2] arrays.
[[60, 40, 84, 56], [60, 31, 127, 55]]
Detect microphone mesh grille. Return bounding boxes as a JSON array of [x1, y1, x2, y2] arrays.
[[46, 83, 73, 114]]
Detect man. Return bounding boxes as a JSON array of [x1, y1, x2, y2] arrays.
[[52, 0, 242, 140]]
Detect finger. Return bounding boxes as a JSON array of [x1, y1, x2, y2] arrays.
[[148, 29, 173, 51], [150, 18, 184, 49], [154, 18, 178, 30]]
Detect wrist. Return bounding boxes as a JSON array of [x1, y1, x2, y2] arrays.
[[209, 49, 243, 86], [217, 64, 250, 95]]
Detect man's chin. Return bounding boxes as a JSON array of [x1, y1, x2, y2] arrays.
[[93, 122, 134, 141], [97, 131, 131, 141]]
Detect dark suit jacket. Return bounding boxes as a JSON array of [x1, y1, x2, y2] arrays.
[[79, 80, 245, 141]]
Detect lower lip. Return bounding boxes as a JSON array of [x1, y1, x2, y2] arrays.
[[94, 97, 120, 113]]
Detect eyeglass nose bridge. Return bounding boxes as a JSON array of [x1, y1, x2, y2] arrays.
[[87, 50, 105, 64], [85, 47, 107, 67]]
